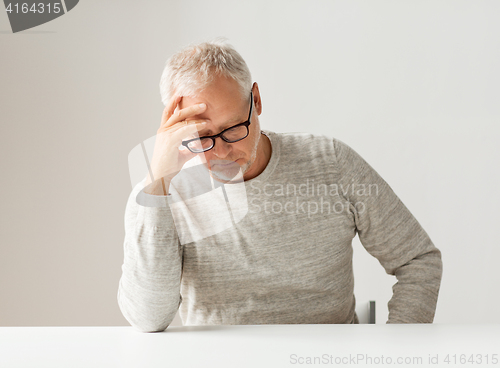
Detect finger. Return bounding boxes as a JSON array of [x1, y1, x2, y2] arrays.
[[178, 146, 198, 165], [170, 122, 208, 146], [164, 102, 207, 129], [160, 95, 182, 128], [159, 119, 207, 136], [167, 119, 208, 134]]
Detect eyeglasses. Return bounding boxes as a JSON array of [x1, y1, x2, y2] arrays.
[[181, 92, 253, 153]]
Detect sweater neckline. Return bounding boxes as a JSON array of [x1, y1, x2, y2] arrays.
[[244, 130, 280, 184]]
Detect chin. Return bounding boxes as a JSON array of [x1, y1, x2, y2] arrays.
[[208, 159, 244, 182]]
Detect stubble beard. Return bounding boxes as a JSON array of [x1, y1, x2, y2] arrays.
[[210, 134, 260, 182]]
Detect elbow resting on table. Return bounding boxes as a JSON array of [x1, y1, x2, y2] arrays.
[[131, 321, 170, 333], [117, 287, 177, 333]]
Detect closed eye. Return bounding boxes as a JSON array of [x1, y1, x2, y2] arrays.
[[225, 126, 239, 133], [198, 122, 243, 138]]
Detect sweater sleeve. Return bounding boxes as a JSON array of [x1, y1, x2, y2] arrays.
[[332, 138, 443, 323], [117, 179, 183, 332]]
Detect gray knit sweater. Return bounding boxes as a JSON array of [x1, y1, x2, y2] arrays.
[[118, 130, 442, 332]]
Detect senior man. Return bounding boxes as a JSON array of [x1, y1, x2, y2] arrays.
[[118, 40, 442, 332]]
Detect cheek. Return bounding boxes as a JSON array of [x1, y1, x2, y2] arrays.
[[236, 140, 254, 157]]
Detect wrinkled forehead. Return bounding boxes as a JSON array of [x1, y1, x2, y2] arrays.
[[180, 91, 250, 133], [176, 75, 247, 107]]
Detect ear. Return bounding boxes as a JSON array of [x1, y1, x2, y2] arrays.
[[251, 82, 263, 116]]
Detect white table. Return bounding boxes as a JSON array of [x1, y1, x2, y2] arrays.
[[0, 324, 498, 368]]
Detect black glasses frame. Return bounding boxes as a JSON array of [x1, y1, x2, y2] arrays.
[[181, 92, 253, 153]]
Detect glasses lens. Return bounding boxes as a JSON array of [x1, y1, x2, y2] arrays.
[[222, 125, 248, 142], [187, 138, 213, 152]]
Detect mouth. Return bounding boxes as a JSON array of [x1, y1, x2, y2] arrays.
[[212, 159, 241, 168], [208, 159, 244, 182], [218, 161, 237, 168]]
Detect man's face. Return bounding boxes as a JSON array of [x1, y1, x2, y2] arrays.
[[179, 76, 262, 182]]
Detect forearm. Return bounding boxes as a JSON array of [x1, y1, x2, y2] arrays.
[[387, 248, 443, 323], [331, 138, 443, 323], [143, 175, 173, 196], [118, 182, 182, 332]]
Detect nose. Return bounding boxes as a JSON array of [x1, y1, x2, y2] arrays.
[[211, 136, 232, 158]]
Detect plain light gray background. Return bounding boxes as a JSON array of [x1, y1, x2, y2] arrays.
[[1, 0, 499, 327]]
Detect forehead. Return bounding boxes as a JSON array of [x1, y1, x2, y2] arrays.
[[179, 75, 245, 110], [180, 78, 248, 131]]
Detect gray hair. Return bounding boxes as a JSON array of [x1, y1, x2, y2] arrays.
[[159, 38, 252, 105]]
